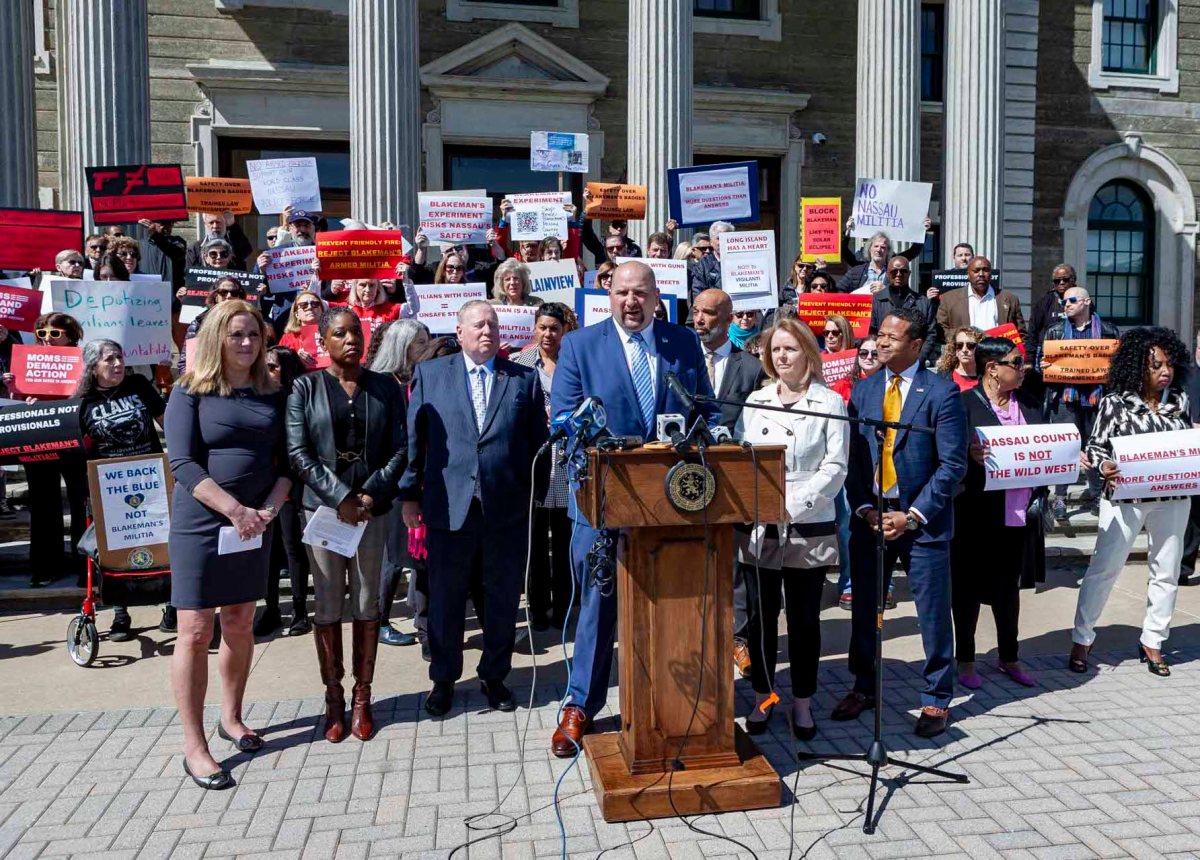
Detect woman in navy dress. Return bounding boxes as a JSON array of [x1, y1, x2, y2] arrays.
[[165, 300, 292, 790]]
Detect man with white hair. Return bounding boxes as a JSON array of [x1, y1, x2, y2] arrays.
[[184, 211, 251, 270]]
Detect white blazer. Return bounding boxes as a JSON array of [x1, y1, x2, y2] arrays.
[[736, 381, 849, 525]]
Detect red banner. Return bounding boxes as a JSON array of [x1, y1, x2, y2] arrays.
[[9, 345, 84, 398], [85, 164, 188, 225], [0, 283, 45, 332], [796, 293, 872, 340], [0, 208, 83, 271], [985, 323, 1026, 359], [298, 324, 332, 369], [315, 230, 405, 280], [821, 348, 858, 385]]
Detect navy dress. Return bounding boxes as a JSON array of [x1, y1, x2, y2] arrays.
[[165, 385, 287, 609]]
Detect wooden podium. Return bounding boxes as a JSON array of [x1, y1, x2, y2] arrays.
[[576, 443, 787, 822]]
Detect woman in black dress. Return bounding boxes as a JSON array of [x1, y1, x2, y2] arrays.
[[165, 300, 292, 790]]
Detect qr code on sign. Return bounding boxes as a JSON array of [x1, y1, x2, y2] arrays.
[[567, 151, 584, 168], [516, 212, 540, 234]]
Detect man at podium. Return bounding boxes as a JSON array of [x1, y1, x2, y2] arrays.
[[549, 260, 722, 757]]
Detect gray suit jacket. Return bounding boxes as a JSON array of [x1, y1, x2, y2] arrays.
[[714, 346, 767, 431]]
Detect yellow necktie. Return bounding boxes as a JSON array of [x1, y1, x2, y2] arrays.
[[882, 374, 901, 493], [706, 351, 716, 388]]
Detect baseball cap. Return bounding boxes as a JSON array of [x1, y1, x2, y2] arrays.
[[288, 209, 316, 224]]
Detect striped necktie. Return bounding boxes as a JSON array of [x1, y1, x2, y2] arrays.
[[627, 331, 656, 436]]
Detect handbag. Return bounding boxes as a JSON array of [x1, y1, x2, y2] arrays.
[[1026, 492, 1056, 534]]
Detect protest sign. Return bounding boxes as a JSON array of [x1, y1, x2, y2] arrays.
[[0, 283, 45, 332], [246, 157, 322, 214], [850, 178, 933, 245], [795, 293, 873, 340], [315, 230, 405, 279], [184, 267, 265, 294], [0, 208, 83, 271], [418, 193, 492, 245], [8, 346, 84, 398], [577, 288, 674, 327], [583, 271, 597, 290], [530, 131, 588, 173], [526, 259, 580, 305], [719, 231, 778, 311], [88, 453, 173, 570], [298, 324, 331, 369], [1111, 429, 1200, 501], [85, 164, 188, 225], [510, 204, 569, 242], [976, 424, 1080, 492], [801, 198, 842, 262], [821, 349, 858, 385], [931, 268, 1000, 293], [615, 257, 688, 299], [667, 162, 759, 228], [1041, 339, 1119, 385], [185, 176, 253, 215], [177, 287, 211, 324], [495, 306, 538, 347], [51, 280, 173, 363], [410, 283, 488, 334], [0, 399, 85, 465], [985, 323, 1026, 359], [264, 245, 317, 294], [508, 191, 572, 207], [584, 183, 647, 220]]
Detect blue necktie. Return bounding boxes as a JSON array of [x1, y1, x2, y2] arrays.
[[628, 331, 656, 436]]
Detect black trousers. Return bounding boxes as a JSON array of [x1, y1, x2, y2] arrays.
[[265, 501, 309, 617], [26, 459, 88, 575], [528, 505, 573, 624], [950, 524, 1023, 664], [741, 563, 826, 698]]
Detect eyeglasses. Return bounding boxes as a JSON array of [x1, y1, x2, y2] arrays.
[[443, 264, 465, 272], [1053, 277, 1074, 284], [1063, 296, 1085, 305], [86, 244, 105, 251], [996, 357, 1025, 369], [35, 328, 66, 340], [295, 301, 322, 310], [732, 310, 758, 318], [824, 329, 842, 337], [598, 272, 613, 280], [115, 250, 138, 259], [207, 251, 231, 259], [955, 341, 977, 352], [858, 349, 878, 359], [214, 289, 243, 298], [796, 262, 814, 269]]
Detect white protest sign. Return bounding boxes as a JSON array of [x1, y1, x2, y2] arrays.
[[530, 131, 588, 173], [246, 157, 322, 214], [719, 231, 778, 311], [264, 245, 317, 294], [51, 280, 172, 363], [96, 455, 171, 550], [579, 291, 614, 328], [508, 191, 572, 207], [850, 178, 933, 245], [0, 278, 32, 289], [410, 283, 488, 334], [677, 164, 754, 225], [616, 257, 688, 299], [976, 423, 1080, 492], [495, 305, 537, 347], [510, 204, 569, 241], [418, 192, 492, 245], [1110, 428, 1200, 501], [526, 259, 580, 305]]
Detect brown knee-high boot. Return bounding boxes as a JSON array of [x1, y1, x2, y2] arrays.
[[351, 618, 379, 740], [314, 622, 347, 743]]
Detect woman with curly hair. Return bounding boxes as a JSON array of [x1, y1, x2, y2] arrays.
[[1069, 327, 1193, 677], [936, 325, 985, 391]]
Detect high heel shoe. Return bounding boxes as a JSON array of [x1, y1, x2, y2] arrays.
[[182, 759, 234, 791], [790, 713, 817, 742], [1067, 643, 1092, 674], [1138, 644, 1170, 677], [745, 702, 774, 735], [217, 723, 264, 752]]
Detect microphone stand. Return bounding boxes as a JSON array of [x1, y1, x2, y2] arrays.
[[687, 387, 968, 834]]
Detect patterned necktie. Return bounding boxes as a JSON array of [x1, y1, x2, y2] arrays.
[[627, 331, 656, 436], [471, 366, 488, 432], [706, 350, 716, 389], [881, 374, 902, 493]]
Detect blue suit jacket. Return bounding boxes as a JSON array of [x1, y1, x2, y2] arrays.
[[551, 318, 721, 524], [399, 353, 548, 531], [845, 366, 967, 543]]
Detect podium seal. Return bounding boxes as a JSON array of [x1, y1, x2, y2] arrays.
[[665, 461, 717, 513]]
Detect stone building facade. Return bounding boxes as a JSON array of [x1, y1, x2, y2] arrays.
[[3, 0, 1197, 332]]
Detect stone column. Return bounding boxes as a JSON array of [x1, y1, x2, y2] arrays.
[[627, 0, 692, 247], [350, 0, 422, 229], [0, 0, 37, 207], [60, 0, 151, 218], [855, 0, 920, 186], [942, 0, 1005, 266]]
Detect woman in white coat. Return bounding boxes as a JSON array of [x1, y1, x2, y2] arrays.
[[736, 317, 848, 741]]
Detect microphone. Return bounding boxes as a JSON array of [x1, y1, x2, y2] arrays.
[[656, 413, 687, 447], [546, 396, 608, 446], [665, 371, 694, 412]]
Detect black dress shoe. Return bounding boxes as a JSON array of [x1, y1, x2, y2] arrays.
[[425, 682, 454, 717], [288, 615, 312, 636], [217, 723, 264, 752], [481, 680, 516, 712], [791, 714, 818, 742], [830, 691, 876, 721], [914, 706, 949, 738], [182, 759, 234, 791]]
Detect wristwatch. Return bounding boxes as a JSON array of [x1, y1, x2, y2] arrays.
[[904, 512, 919, 532], [262, 502, 278, 519]]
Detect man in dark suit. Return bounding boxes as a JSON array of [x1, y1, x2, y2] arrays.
[[548, 261, 721, 756], [935, 255, 1026, 352], [869, 256, 937, 365], [692, 287, 767, 677], [400, 300, 549, 717], [835, 306, 967, 738]]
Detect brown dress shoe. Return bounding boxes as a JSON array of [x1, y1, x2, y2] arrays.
[[914, 706, 949, 738], [551, 705, 592, 758], [733, 639, 752, 679], [830, 691, 876, 721]]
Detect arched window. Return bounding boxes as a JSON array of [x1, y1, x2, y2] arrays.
[[1087, 180, 1154, 325]]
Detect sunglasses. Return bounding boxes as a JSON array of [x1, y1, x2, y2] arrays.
[[1053, 277, 1074, 284], [214, 289, 244, 298], [858, 349, 878, 359], [598, 272, 613, 280], [796, 263, 814, 269], [36, 328, 66, 340], [443, 264, 465, 272], [62, 259, 84, 266], [824, 329, 842, 337], [996, 357, 1025, 369], [1063, 296, 1085, 305], [890, 269, 911, 277], [955, 341, 977, 351], [86, 244, 105, 251], [295, 301, 322, 310], [207, 251, 231, 259], [732, 310, 758, 318], [115, 250, 138, 259]]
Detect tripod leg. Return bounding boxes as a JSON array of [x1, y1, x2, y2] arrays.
[[883, 756, 970, 783], [863, 764, 880, 834]]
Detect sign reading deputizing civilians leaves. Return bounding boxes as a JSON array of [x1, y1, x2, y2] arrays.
[[850, 177, 932, 245], [246, 157, 322, 214], [315, 230, 405, 279], [1110, 428, 1200, 501], [1040, 339, 1119, 385], [719, 230, 778, 312], [51, 280, 173, 363], [530, 131, 589, 173], [0, 399, 86, 465], [85, 164, 189, 225], [584, 183, 648, 220], [821, 349, 858, 385], [667, 162, 760, 228], [801, 198, 842, 262], [975, 423, 1081, 491], [418, 193, 492, 245], [8, 346, 84, 398], [0, 208, 83, 271], [796, 293, 873, 340], [185, 176, 254, 215]]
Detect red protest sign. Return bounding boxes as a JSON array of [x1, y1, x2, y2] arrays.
[[85, 164, 188, 225], [0, 208, 83, 271], [796, 293, 872, 339], [298, 324, 332, 369], [0, 283, 45, 332], [821, 348, 858, 385], [800, 198, 841, 262], [985, 323, 1026, 359], [9, 345, 84, 398], [315, 230, 405, 280]]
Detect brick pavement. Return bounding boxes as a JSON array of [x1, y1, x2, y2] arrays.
[[3, 648, 1200, 859]]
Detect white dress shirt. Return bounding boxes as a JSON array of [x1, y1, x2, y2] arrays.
[[462, 352, 496, 406], [968, 286, 999, 330], [703, 338, 733, 395], [615, 317, 658, 383]]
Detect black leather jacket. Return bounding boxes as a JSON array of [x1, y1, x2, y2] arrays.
[[286, 368, 407, 514]]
